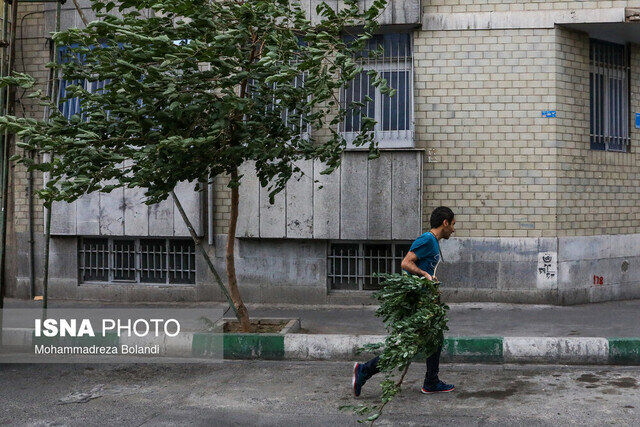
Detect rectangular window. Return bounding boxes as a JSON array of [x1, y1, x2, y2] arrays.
[[327, 242, 411, 290], [78, 238, 196, 284], [250, 71, 310, 138], [57, 44, 113, 121], [590, 39, 630, 152], [340, 32, 414, 148]]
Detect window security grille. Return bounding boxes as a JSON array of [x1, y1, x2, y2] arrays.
[[590, 39, 630, 152], [78, 238, 196, 284], [340, 33, 414, 148], [57, 45, 111, 120], [58, 76, 109, 120], [251, 71, 310, 137], [328, 242, 411, 290]]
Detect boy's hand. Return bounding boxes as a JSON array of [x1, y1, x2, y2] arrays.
[[422, 272, 434, 281]]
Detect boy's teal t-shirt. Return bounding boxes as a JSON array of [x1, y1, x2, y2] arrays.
[[405, 232, 440, 276]]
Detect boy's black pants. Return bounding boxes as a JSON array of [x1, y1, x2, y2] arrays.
[[359, 345, 443, 388]]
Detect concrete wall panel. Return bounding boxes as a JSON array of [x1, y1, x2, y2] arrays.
[[237, 162, 260, 238], [124, 187, 148, 236], [308, 0, 421, 26], [148, 197, 174, 237], [367, 155, 392, 240], [391, 151, 422, 240], [559, 234, 640, 262], [173, 181, 201, 236], [236, 152, 422, 240], [260, 181, 287, 239], [76, 193, 100, 235], [286, 160, 314, 239], [98, 188, 124, 235], [313, 160, 341, 240], [50, 201, 77, 236], [340, 153, 368, 239]]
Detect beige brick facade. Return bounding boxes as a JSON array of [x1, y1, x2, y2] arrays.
[[415, 24, 640, 238], [414, 28, 559, 238], [7, 1, 640, 242], [6, 1, 640, 305], [556, 28, 640, 236], [424, 0, 640, 13], [10, 2, 48, 235]]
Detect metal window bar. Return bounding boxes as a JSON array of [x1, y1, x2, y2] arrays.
[[78, 238, 195, 284], [327, 242, 411, 290], [169, 239, 196, 284], [340, 33, 414, 148], [279, 70, 310, 137], [590, 39, 629, 152], [57, 45, 112, 121], [78, 238, 109, 282], [140, 239, 167, 283], [249, 67, 310, 139], [112, 239, 136, 281]]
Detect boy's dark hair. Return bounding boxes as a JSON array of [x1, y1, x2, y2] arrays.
[[430, 206, 454, 229]]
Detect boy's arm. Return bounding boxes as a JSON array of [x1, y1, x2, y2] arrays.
[[401, 251, 433, 281]]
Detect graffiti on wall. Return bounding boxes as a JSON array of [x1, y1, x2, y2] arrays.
[[536, 251, 557, 289]]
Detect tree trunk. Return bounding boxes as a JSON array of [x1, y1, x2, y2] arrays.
[[226, 168, 251, 332], [171, 190, 239, 318]]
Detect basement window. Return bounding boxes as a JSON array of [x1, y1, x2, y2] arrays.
[[78, 237, 196, 284], [327, 242, 411, 290], [590, 39, 630, 152]]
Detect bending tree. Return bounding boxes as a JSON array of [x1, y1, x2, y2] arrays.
[[0, 0, 391, 331]]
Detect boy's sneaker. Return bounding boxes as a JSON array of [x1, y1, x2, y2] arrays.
[[421, 380, 455, 394], [352, 363, 368, 397]]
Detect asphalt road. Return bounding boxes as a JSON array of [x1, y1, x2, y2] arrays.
[[1, 361, 640, 425]]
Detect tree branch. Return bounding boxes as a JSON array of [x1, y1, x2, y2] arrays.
[[370, 364, 411, 426], [72, 0, 90, 27]]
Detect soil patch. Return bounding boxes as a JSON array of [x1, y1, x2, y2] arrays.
[[224, 320, 287, 333]]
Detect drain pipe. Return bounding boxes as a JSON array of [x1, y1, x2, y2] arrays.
[[208, 178, 214, 246], [0, 0, 19, 312], [0, 0, 9, 314], [28, 150, 35, 298], [42, 0, 62, 312]]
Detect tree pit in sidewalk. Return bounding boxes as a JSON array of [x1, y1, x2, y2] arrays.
[[223, 320, 288, 334]]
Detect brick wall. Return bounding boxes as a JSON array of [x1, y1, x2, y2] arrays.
[[424, 0, 640, 13], [414, 28, 558, 238], [10, 1, 49, 235], [213, 174, 231, 235], [11, 3, 640, 241], [555, 27, 640, 236]]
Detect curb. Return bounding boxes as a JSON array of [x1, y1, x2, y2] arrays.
[[3, 329, 640, 364], [278, 335, 640, 365]]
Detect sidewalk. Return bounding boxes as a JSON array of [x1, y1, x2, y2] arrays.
[[4, 297, 640, 337], [4, 298, 640, 364]]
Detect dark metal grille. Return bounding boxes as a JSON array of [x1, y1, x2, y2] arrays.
[[113, 240, 136, 281], [168, 239, 197, 284], [78, 238, 195, 284], [78, 238, 109, 282], [328, 242, 411, 290], [140, 239, 167, 283], [250, 69, 310, 137], [590, 39, 630, 152]]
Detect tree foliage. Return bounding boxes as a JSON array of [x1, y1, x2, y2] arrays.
[[340, 274, 449, 424], [1, 0, 390, 207]]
